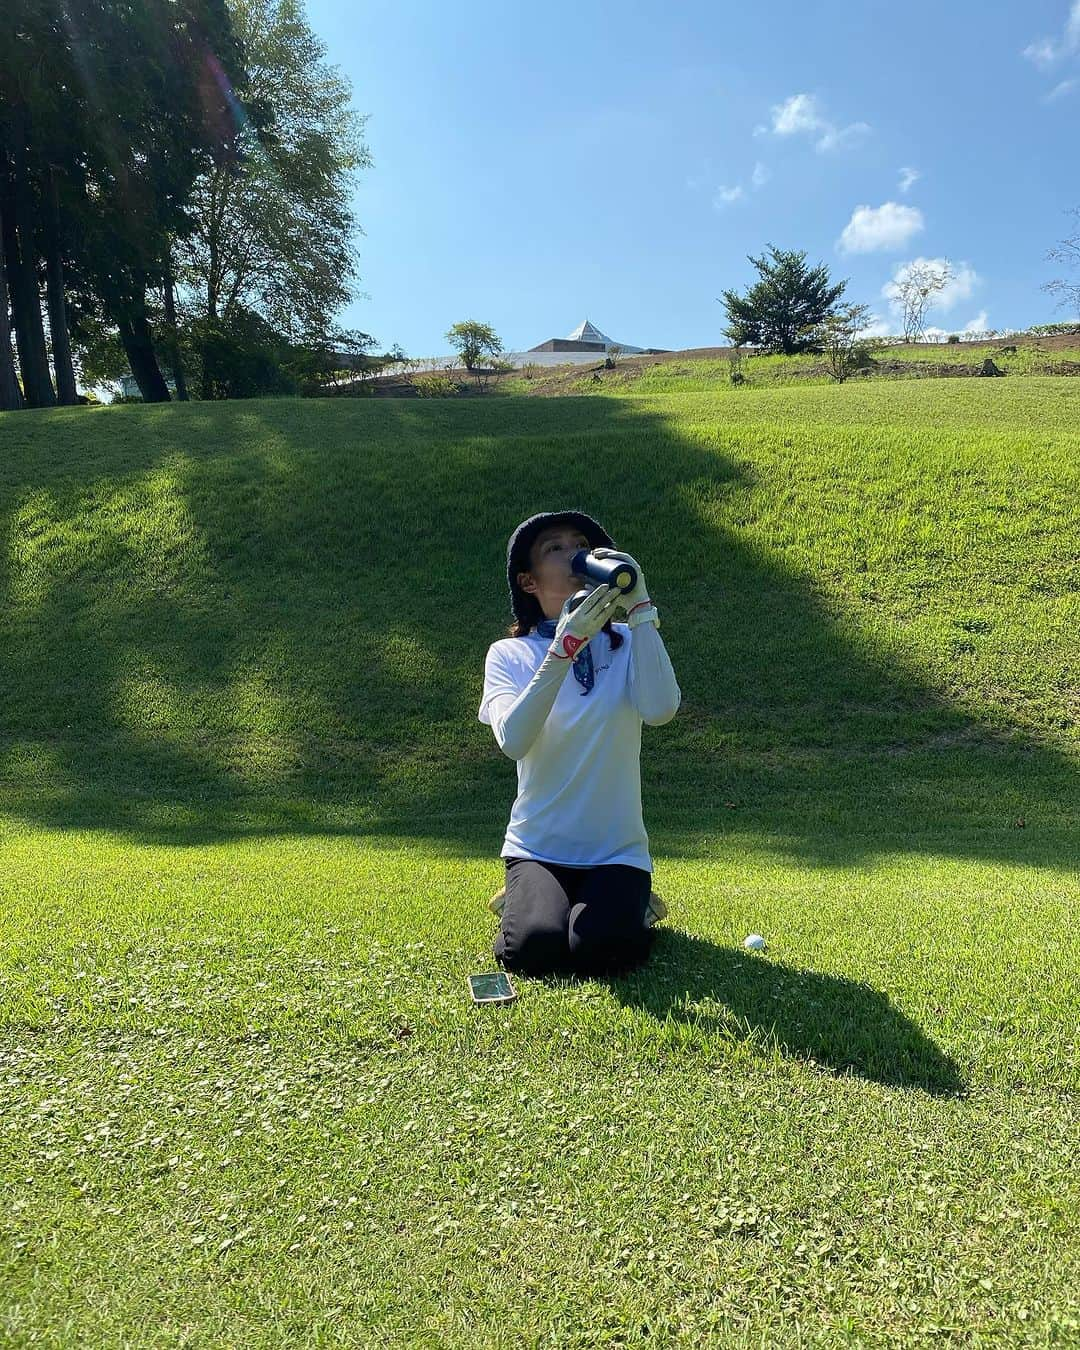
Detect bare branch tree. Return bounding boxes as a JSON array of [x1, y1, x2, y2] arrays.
[[889, 260, 953, 343], [1044, 207, 1080, 317]]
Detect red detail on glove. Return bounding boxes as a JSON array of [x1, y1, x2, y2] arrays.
[[560, 634, 584, 659]]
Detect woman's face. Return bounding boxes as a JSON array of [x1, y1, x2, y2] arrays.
[[519, 524, 593, 620]]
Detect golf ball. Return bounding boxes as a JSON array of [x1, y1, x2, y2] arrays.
[[743, 934, 766, 952]]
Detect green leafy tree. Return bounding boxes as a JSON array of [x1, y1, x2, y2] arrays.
[[445, 320, 502, 372], [1, 0, 249, 406], [80, 0, 250, 402], [184, 307, 299, 399], [719, 246, 847, 355], [2, 0, 103, 407], [805, 303, 884, 383], [286, 328, 386, 392], [174, 0, 370, 397], [0, 1, 58, 406]]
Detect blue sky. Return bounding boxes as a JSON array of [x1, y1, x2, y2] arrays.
[[304, 0, 1079, 355]]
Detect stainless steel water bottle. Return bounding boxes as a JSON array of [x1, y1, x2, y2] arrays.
[[569, 549, 638, 594]]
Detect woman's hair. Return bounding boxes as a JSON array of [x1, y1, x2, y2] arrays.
[[506, 614, 624, 650]]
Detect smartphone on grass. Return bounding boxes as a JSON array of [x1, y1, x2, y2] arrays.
[[467, 972, 517, 1004]]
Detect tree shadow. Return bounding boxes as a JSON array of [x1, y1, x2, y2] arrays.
[[594, 929, 965, 1097], [0, 394, 1074, 871]]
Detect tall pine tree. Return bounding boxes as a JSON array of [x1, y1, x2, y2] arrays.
[[720, 247, 847, 355]]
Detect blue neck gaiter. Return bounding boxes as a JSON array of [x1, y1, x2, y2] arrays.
[[535, 619, 595, 695]]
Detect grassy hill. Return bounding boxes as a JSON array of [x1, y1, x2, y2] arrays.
[[483, 334, 1080, 399], [3, 379, 1075, 851], [2, 380, 1078, 1344]]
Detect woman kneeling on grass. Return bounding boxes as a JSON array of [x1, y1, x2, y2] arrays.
[[478, 510, 682, 977]]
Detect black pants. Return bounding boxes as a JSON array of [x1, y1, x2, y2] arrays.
[[494, 858, 654, 977]]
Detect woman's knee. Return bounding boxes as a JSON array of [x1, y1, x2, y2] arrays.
[[568, 921, 652, 974], [496, 918, 570, 974]]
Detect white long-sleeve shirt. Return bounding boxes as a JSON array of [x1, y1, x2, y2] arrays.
[[477, 621, 680, 872]]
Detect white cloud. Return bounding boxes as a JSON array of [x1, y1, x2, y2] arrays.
[[712, 162, 769, 207], [714, 184, 745, 208], [936, 266, 980, 312], [838, 202, 924, 254], [1024, 38, 1059, 69], [1023, 1, 1080, 66], [767, 92, 870, 153], [922, 312, 991, 341], [882, 258, 981, 316], [856, 313, 893, 339], [771, 93, 825, 135], [1045, 77, 1078, 100], [898, 166, 920, 194], [815, 121, 870, 153]]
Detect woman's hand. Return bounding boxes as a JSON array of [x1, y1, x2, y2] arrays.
[[547, 584, 623, 661], [592, 548, 650, 618]]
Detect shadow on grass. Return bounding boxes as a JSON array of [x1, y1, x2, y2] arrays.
[[0, 395, 1075, 871], [595, 929, 965, 1097]]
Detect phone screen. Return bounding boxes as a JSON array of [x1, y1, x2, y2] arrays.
[[468, 973, 516, 1002]]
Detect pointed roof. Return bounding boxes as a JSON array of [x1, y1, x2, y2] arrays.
[[525, 318, 649, 355], [566, 318, 613, 344]]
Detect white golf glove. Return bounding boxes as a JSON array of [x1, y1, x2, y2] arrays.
[[547, 583, 624, 661], [590, 549, 654, 624]]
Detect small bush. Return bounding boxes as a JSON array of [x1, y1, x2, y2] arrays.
[[947, 334, 960, 344], [413, 373, 460, 398]]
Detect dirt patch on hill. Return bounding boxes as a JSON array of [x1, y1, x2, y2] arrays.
[[869, 357, 1080, 378], [872, 359, 988, 378]]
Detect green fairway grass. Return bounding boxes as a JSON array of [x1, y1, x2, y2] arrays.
[[1, 380, 1077, 1345]]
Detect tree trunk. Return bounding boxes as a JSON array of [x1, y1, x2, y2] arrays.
[[117, 300, 171, 402], [2, 133, 56, 407], [0, 197, 25, 410], [0, 288, 23, 410], [44, 167, 78, 405], [201, 176, 220, 400], [162, 252, 188, 400]]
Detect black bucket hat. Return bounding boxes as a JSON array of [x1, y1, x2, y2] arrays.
[[506, 510, 615, 631]]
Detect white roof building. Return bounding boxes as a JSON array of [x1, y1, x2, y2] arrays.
[[528, 318, 649, 355]]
